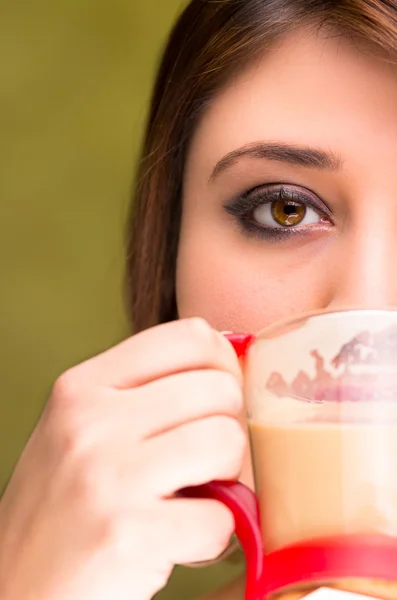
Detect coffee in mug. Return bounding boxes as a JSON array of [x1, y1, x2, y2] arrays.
[[184, 310, 397, 600]]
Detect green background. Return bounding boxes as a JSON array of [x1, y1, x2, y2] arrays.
[[0, 0, 242, 598]]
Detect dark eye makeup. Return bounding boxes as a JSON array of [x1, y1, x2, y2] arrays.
[[223, 184, 334, 242]]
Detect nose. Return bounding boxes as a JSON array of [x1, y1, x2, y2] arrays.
[[327, 218, 397, 311]]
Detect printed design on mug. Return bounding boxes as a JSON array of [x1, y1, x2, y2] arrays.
[[266, 324, 397, 406]]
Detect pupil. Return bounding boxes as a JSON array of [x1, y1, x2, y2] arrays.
[[284, 204, 297, 216], [271, 199, 306, 226]]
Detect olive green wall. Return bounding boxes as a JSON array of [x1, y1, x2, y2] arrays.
[[0, 1, 242, 598]]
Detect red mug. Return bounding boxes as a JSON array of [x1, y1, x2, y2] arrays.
[[181, 316, 397, 600]]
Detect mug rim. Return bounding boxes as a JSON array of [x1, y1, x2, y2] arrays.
[[255, 307, 397, 341]]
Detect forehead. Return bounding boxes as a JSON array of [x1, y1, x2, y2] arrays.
[[184, 27, 397, 182]]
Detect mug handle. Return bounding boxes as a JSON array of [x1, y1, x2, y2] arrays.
[[181, 481, 265, 600], [181, 334, 265, 600]]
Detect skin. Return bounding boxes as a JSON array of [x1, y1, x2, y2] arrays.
[[178, 28, 397, 330], [177, 27, 397, 599], [0, 25, 397, 600]]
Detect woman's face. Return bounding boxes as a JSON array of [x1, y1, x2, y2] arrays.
[[176, 27, 397, 334]]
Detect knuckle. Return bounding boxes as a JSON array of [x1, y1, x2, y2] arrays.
[[181, 317, 215, 346], [208, 417, 246, 471], [97, 511, 159, 557], [232, 419, 247, 451], [208, 371, 242, 411], [45, 371, 99, 460], [48, 370, 94, 424], [211, 415, 244, 444], [44, 394, 92, 463], [51, 369, 82, 406]]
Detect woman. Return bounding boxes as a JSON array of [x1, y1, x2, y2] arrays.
[[1, 1, 397, 599]]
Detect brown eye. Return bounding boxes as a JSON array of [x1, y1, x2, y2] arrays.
[[271, 200, 306, 226], [250, 189, 325, 230]]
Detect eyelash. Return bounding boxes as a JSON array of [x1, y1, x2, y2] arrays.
[[223, 184, 333, 242]]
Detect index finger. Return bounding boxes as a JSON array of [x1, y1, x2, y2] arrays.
[[77, 318, 242, 389]]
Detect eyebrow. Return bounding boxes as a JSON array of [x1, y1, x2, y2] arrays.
[[209, 142, 343, 181]]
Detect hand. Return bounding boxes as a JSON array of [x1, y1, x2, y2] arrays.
[[0, 318, 245, 600]]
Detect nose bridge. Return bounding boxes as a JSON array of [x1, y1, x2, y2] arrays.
[[329, 216, 397, 310]]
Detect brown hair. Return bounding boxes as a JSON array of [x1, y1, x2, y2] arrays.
[[126, 0, 397, 333]]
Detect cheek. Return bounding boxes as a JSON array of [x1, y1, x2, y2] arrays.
[[176, 228, 333, 333]]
